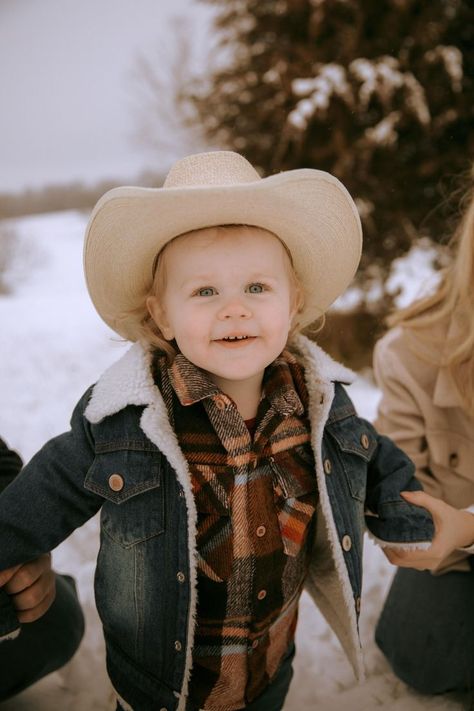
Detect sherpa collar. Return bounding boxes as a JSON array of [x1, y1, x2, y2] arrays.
[[84, 334, 355, 424]]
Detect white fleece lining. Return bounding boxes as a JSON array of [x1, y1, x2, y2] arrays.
[[366, 529, 432, 551], [85, 334, 367, 702], [0, 627, 20, 643], [293, 335, 365, 680]]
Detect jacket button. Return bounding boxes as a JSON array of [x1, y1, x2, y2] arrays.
[[174, 640, 182, 652], [159, 708, 168, 711], [342, 535, 352, 552], [323, 458, 332, 474], [108, 474, 124, 492], [449, 452, 459, 468], [360, 434, 370, 449], [177, 571, 186, 583]]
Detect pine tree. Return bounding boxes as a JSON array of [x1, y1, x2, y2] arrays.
[[188, 0, 474, 296]]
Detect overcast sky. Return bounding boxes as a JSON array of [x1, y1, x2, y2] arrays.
[[0, 0, 214, 194]]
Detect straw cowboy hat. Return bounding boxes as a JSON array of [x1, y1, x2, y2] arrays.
[[84, 151, 362, 339]]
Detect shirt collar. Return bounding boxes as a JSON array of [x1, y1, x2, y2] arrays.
[[164, 350, 306, 417]]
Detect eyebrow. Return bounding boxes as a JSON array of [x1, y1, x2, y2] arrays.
[[180, 273, 279, 288]]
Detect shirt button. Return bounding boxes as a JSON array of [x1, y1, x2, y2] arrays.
[[176, 571, 186, 583], [174, 640, 182, 652], [214, 395, 227, 410], [449, 452, 459, 468], [360, 433, 370, 449], [342, 535, 352, 552], [257, 589, 267, 600], [251, 639, 259, 649], [323, 458, 332, 474], [108, 473, 124, 492], [256, 525, 266, 538]]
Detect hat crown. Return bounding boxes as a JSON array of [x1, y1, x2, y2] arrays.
[[163, 151, 261, 188]]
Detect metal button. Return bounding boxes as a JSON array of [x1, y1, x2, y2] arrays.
[[360, 434, 370, 449], [214, 395, 227, 410], [251, 639, 259, 649], [342, 535, 352, 552], [177, 571, 186, 583], [108, 474, 124, 492], [256, 525, 266, 538], [323, 458, 332, 475], [257, 589, 267, 600], [174, 640, 182, 652], [449, 452, 459, 468]]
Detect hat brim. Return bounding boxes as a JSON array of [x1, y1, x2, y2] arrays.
[[84, 169, 362, 339]]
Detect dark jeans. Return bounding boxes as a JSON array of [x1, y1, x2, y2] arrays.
[[0, 573, 85, 702], [375, 566, 474, 694]]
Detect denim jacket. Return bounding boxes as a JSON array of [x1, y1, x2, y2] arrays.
[[0, 335, 433, 711]]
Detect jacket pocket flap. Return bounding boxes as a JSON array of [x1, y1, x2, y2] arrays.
[[84, 449, 161, 503], [326, 421, 376, 462]]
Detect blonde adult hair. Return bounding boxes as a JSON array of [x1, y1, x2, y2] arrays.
[[128, 224, 306, 362], [388, 180, 474, 415]]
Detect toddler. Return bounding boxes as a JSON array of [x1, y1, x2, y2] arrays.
[[0, 151, 433, 711]]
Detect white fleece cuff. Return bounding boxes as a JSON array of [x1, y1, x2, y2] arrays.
[[458, 506, 474, 553]]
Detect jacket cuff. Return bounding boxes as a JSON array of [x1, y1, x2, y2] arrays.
[[0, 588, 20, 642], [364, 500, 434, 546], [366, 529, 431, 551]]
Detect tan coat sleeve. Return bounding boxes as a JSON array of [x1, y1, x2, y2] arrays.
[[373, 330, 442, 500]]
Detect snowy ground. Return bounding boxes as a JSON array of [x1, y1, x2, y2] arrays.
[[0, 211, 468, 710]]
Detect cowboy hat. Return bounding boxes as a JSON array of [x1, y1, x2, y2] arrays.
[[84, 150, 362, 339]]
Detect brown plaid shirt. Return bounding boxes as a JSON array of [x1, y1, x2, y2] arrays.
[[153, 350, 318, 711]]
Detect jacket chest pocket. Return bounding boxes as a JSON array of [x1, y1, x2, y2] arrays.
[[84, 447, 165, 548], [326, 419, 376, 502]]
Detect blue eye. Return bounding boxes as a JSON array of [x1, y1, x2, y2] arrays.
[[196, 287, 216, 297], [247, 283, 265, 293]]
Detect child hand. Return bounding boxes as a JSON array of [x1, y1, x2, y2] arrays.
[[383, 490, 474, 571], [0, 553, 56, 623]]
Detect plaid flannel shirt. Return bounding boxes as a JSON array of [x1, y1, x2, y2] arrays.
[[153, 350, 318, 711]]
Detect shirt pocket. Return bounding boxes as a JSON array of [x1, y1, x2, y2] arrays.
[[326, 418, 376, 502], [192, 464, 233, 582], [84, 445, 164, 548], [270, 448, 318, 557]]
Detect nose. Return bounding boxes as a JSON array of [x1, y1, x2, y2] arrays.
[[217, 297, 252, 320]]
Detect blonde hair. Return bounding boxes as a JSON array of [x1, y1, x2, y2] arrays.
[[388, 179, 474, 415], [129, 224, 306, 362]]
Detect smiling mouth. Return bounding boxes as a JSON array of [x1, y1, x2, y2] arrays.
[[222, 335, 251, 341], [214, 335, 256, 347]]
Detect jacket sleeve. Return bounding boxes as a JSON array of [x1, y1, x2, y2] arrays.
[[0, 388, 104, 641], [0, 438, 23, 495], [373, 332, 442, 499], [363, 418, 434, 548]]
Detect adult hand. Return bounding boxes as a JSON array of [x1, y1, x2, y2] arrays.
[[0, 553, 56, 623], [383, 490, 474, 571]]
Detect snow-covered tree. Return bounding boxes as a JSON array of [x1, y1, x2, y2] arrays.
[[188, 0, 474, 294]]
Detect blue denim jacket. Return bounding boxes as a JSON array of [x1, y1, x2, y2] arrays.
[[0, 336, 433, 711]]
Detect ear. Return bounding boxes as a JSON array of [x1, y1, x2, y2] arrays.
[[146, 295, 174, 341]]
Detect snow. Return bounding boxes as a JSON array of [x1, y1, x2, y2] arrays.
[[0, 212, 465, 709]]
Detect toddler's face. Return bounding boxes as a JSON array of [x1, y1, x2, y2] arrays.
[[147, 226, 297, 394]]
